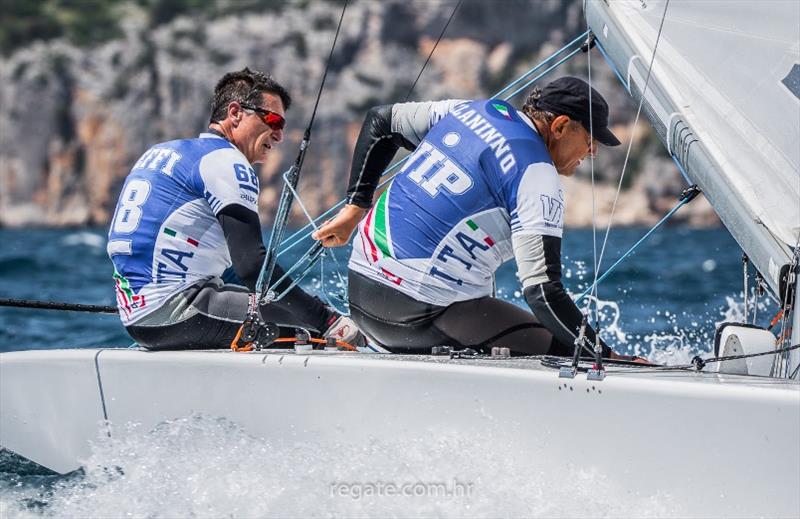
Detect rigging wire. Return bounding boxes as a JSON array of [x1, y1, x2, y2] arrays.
[[584, 28, 600, 333], [0, 1, 473, 319], [593, 0, 672, 289], [256, 0, 348, 304], [574, 186, 700, 303], [581, 26, 605, 369], [277, 171, 350, 312], [582, 1, 796, 376], [495, 31, 589, 99], [404, 0, 462, 102], [278, 171, 349, 295], [542, 342, 800, 375], [277, 33, 590, 258], [268, 0, 464, 309], [579, 0, 669, 364], [231, 1, 356, 346], [501, 47, 584, 101]]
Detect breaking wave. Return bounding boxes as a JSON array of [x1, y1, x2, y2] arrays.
[[0, 413, 682, 518], [60, 232, 106, 249]]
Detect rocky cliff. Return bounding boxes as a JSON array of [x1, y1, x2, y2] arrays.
[[0, 0, 717, 228]]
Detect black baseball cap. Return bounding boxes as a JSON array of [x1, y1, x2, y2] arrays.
[[534, 77, 621, 147]]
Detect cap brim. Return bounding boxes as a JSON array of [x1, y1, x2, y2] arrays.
[[595, 126, 621, 147]]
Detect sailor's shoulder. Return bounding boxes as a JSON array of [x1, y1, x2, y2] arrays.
[[196, 145, 250, 176], [519, 161, 560, 183], [517, 162, 564, 202]]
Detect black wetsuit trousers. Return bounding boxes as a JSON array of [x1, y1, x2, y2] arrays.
[[126, 277, 331, 350], [348, 271, 570, 356]]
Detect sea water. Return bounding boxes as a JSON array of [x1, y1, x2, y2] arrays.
[[0, 226, 775, 517], [0, 413, 684, 518]]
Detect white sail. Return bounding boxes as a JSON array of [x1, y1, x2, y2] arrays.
[[585, 0, 800, 295]]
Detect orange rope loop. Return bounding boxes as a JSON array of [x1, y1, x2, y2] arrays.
[[231, 332, 357, 352]]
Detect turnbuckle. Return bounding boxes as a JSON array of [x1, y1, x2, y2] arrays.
[[587, 340, 606, 381], [560, 317, 589, 379], [587, 330, 605, 381]]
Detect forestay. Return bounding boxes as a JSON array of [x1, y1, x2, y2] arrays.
[[585, 0, 800, 295]]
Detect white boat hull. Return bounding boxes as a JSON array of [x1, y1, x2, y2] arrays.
[[1, 348, 798, 517]]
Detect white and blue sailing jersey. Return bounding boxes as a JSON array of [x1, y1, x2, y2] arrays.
[[350, 99, 565, 306], [107, 133, 259, 325]]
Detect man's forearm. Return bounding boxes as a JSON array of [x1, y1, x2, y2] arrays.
[[524, 281, 611, 357], [513, 233, 611, 357], [218, 204, 333, 331], [217, 205, 313, 296], [218, 205, 266, 291]]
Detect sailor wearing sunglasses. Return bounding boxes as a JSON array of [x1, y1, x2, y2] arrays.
[[108, 67, 363, 350]]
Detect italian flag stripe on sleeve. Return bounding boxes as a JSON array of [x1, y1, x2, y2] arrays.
[[362, 208, 379, 262], [372, 186, 394, 258]]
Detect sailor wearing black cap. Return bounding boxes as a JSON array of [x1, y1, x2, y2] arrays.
[[532, 76, 621, 147], [314, 76, 635, 359]]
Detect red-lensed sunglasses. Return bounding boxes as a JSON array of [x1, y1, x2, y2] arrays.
[[240, 104, 286, 131]]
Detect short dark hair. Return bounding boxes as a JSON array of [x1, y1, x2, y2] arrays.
[[209, 67, 292, 124], [522, 86, 579, 129]]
